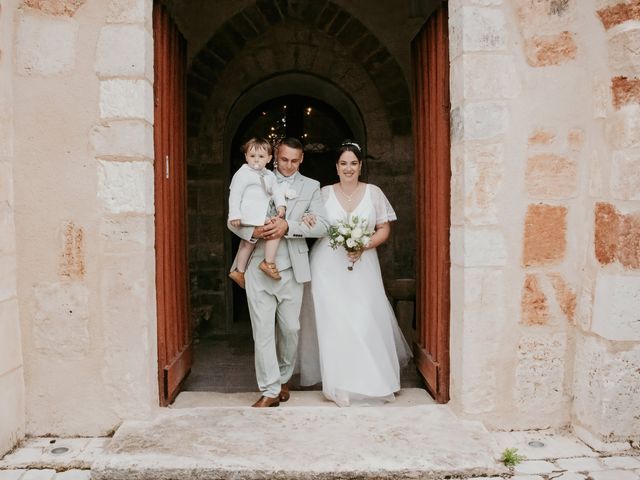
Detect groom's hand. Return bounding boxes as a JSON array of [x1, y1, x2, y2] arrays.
[[261, 217, 288, 240]]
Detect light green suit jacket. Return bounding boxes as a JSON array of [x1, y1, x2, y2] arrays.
[[228, 173, 329, 283]]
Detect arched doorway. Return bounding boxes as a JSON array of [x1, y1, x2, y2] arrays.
[[161, 0, 433, 400]]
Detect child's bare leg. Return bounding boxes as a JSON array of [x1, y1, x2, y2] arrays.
[[235, 240, 255, 272], [263, 237, 280, 264]]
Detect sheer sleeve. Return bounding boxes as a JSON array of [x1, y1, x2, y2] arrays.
[[370, 184, 397, 224]]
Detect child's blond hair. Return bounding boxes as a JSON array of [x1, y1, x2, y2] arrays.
[[242, 137, 272, 155]]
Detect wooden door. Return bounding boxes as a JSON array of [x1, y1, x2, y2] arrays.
[[153, 2, 192, 406], [411, 2, 451, 403]]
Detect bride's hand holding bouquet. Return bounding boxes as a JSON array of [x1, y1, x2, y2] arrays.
[[328, 216, 373, 270]]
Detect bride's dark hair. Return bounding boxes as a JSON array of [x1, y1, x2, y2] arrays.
[[337, 140, 363, 163]]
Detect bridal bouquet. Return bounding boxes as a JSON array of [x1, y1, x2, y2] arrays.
[[328, 216, 373, 271]]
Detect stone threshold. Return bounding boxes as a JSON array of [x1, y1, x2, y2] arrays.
[[91, 397, 506, 480]]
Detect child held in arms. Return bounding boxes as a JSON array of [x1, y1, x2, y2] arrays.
[[228, 137, 286, 289]]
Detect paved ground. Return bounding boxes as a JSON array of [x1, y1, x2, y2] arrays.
[[183, 331, 424, 393], [2, 394, 639, 479]]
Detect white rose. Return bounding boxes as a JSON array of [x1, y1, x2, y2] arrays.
[[338, 226, 350, 235], [346, 238, 357, 248], [336, 235, 345, 244], [361, 235, 370, 246], [285, 189, 298, 199], [351, 227, 363, 240]]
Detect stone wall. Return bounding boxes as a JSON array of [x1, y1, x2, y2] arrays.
[[571, 0, 640, 444], [448, 0, 640, 442], [0, 0, 26, 456], [11, 0, 158, 436]]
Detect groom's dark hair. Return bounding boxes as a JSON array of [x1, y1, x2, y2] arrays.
[[279, 137, 303, 151]]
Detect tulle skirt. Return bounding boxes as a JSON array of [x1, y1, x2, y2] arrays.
[[299, 238, 412, 406]]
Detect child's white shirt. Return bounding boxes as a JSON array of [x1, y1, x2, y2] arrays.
[[228, 164, 287, 226]]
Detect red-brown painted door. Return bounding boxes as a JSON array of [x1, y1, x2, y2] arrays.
[[411, 2, 451, 403], [153, 2, 192, 406]]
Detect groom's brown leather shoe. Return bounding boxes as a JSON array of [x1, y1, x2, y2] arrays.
[[279, 382, 290, 402], [251, 395, 280, 408]]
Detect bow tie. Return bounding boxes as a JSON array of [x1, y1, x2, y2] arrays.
[[277, 174, 296, 185]]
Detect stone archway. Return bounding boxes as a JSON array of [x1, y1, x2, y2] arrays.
[[186, 1, 411, 138], [185, 2, 415, 342]]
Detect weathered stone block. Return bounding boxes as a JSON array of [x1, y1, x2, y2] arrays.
[[456, 268, 506, 414], [100, 215, 154, 253], [525, 153, 577, 199], [548, 273, 577, 324], [457, 54, 520, 100], [451, 226, 507, 267], [605, 105, 640, 148], [592, 272, 640, 341], [58, 221, 85, 280], [523, 204, 567, 267], [458, 7, 507, 53], [101, 252, 157, 416], [0, 368, 25, 456], [567, 128, 584, 151], [99, 79, 153, 122], [0, 298, 22, 377], [107, 0, 151, 24], [97, 160, 154, 214], [573, 333, 640, 441], [593, 77, 611, 119], [597, 1, 640, 30], [32, 282, 90, 357], [611, 150, 640, 200], [589, 150, 604, 197], [16, 12, 79, 76], [464, 143, 503, 225], [515, 0, 576, 37], [609, 28, 640, 76], [528, 128, 557, 145], [611, 75, 640, 109], [95, 25, 152, 80], [524, 31, 577, 67], [521, 274, 550, 325], [456, 101, 508, 141], [594, 202, 640, 269], [22, 0, 86, 16], [90, 120, 153, 160], [515, 332, 567, 415]]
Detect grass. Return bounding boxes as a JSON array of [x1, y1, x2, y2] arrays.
[[501, 447, 526, 467]]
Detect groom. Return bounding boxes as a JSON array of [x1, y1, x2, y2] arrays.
[[228, 137, 328, 407]]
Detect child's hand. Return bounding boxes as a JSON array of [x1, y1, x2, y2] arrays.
[[230, 219, 241, 227], [302, 213, 316, 228], [277, 206, 286, 218]]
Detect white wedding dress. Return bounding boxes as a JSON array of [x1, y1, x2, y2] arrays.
[[298, 184, 412, 406]]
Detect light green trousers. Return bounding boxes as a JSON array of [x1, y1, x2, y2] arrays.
[[245, 259, 303, 399]]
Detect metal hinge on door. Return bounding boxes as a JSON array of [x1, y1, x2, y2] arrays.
[[165, 155, 170, 179]]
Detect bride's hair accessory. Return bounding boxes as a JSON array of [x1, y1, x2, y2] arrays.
[[341, 140, 361, 152]]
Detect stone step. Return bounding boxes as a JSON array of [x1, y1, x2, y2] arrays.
[[92, 402, 506, 480], [170, 388, 436, 408]]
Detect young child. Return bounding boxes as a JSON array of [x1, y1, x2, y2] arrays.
[[228, 137, 286, 289]]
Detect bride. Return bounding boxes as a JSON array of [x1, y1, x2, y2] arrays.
[[298, 141, 412, 406]]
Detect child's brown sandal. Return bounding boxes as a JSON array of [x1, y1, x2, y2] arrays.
[[259, 260, 281, 280]]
